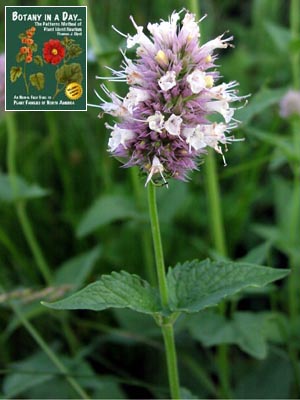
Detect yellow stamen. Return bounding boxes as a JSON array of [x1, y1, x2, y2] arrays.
[[51, 48, 58, 55], [205, 55, 212, 63], [205, 75, 214, 88], [155, 50, 168, 65]]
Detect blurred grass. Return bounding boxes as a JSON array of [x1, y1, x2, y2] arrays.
[[1, 0, 300, 398]]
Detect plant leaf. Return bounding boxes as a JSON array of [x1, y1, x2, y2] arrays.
[[29, 73, 45, 90], [10, 66, 22, 82], [167, 259, 289, 313], [0, 173, 49, 203], [43, 271, 161, 315], [67, 43, 83, 59], [55, 63, 82, 84], [16, 53, 26, 63], [76, 194, 139, 238], [188, 310, 268, 359], [264, 22, 291, 53], [33, 55, 43, 66], [239, 242, 271, 264]]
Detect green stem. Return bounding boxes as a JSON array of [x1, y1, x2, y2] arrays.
[[188, 0, 200, 17], [147, 183, 181, 399], [8, 298, 89, 399], [23, 61, 29, 95], [130, 168, 156, 285], [6, 112, 52, 285], [147, 183, 168, 308], [162, 324, 181, 400]]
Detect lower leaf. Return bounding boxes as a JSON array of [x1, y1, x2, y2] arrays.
[[42, 271, 161, 315]]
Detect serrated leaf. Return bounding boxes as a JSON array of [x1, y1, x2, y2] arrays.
[[0, 173, 49, 203], [29, 73, 45, 90], [167, 259, 289, 313], [10, 66, 22, 82], [33, 55, 43, 66], [55, 63, 82, 84], [43, 271, 161, 315], [76, 194, 139, 238], [54, 246, 101, 289]]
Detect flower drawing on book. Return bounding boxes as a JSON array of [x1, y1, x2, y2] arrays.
[[43, 39, 65, 65], [10, 26, 44, 95]]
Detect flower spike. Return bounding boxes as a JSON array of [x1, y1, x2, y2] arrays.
[[97, 10, 244, 185]]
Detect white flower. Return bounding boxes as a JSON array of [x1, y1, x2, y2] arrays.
[[147, 11, 179, 44], [124, 57, 144, 85], [158, 71, 177, 91], [127, 16, 155, 53], [123, 87, 150, 113], [145, 156, 167, 186], [202, 123, 227, 151], [205, 100, 234, 123], [165, 114, 183, 136], [107, 125, 135, 151], [187, 70, 207, 93], [182, 125, 206, 151], [147, 111, 165, 133], [200, 34, 233, 54], [209, 81, 239, 101], [181, 12, 200, 40]]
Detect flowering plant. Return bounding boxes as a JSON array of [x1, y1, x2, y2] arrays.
[[44, 11, 289, 399]]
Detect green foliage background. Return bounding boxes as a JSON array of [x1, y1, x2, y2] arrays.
[[0, 0, 299, 399]]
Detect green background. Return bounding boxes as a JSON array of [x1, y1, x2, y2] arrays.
[[5, 6, 86, 111]]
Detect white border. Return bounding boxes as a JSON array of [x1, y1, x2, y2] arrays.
[[5, 5, 87, 112]]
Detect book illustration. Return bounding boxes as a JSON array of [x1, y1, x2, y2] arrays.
[[5, 6, 87, 111], [10, 28, 83, 99]]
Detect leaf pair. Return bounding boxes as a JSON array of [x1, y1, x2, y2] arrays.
[[43, 259, 289, 317]]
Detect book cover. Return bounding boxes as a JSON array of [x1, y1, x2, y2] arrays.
[[5, 6, 87, 111]]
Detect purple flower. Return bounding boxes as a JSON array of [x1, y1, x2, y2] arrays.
[[0, 53, 5, 113], [97, 11, 244, 185], [279, 89, 300, 118]]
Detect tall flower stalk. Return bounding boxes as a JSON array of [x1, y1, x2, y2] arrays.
[[147, 182, 180, 398], [96, 10, 243, 397]]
